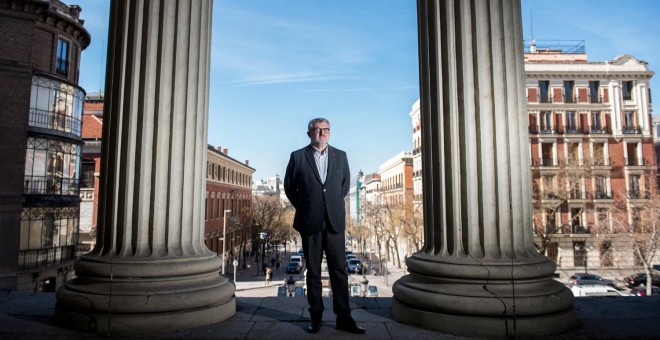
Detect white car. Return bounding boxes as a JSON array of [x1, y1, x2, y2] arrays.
[[570, 284, 631, 297]]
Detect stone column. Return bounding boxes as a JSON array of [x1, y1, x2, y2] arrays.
[[55, 0, 235, 334], [392, 0, 576, 337]]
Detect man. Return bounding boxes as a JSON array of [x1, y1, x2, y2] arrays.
[[284, 118, 365, 335]]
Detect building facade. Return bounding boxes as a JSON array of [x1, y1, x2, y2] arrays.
[[409, 99, 423, 207], [378, 151, 414, 206], [0, 0, 90, 292], [79, 92, 103, 254], [525, 43, 656, 270], [205, 145, 255, 272]]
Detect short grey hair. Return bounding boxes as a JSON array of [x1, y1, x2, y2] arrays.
[[307, 118, 330, 130]]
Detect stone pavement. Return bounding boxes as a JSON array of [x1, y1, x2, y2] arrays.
[[2, 262, 660, 339]]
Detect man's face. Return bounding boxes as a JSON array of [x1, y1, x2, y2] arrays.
[[308, 121, 330, 149]]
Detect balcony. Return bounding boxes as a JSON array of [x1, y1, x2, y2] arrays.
[[589, 125, 609, 135], [624, 157, 645, 166], [622, 125, 642, 134], [571, 225, 590, 234], [17, 245, 75, 270], [28, 108, 82, 136], [626, 190, 649, 200], [594, 191, 612, 200], [589, 95, 603, 104], [23, 176, 79, 196]]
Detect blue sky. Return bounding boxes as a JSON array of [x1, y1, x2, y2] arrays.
[[74, 1, 660, 184]]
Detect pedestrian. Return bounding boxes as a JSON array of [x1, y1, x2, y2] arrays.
[[265, 266, 272, 285], [284, 117, 365, 335], [275, 261, 280, 271]]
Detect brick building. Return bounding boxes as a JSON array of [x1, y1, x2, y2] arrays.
[[205, 146, 255, 272], [525, 41, 656, 270], [0, 0, 90, 292]]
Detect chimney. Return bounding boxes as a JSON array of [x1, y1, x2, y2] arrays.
[[223, 148, 228, 155], [217, 146, 222, 152], [245, 160, 249, 166]]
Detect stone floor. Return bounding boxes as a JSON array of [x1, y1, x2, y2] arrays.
[[1, 292, 660, 339]]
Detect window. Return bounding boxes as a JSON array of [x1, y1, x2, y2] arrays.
[[540, 111, 552, 133], [29, 76, 84, 135], [565, 111, 577, 132], [573, 241, 587, 267], [567, 142, 580, 165], [626, 142, 640, 166], [623, 111, 638, 133], [592, 142, 607, 166], [595, 176, 608, 198], [629, 175, 640, 198], [80, 162, 95, 188], [622, 80, 634, 100], [591, 111, 603, 133], [543, 175, 556, 198], [541, 143, 555, 166], [564, 81, 575, 103], [589, 81, 600, 103], [597, 208, 609, 228], [24, 137, 80, 196], [56, 39, 70, 76], [539, 80, 550, 103], [600, 241, 613, 267]]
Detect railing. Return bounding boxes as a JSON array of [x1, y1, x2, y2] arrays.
[[23, 176, 79, 195], [624, 157, 645, 166], [18, 245, 75, 270], [594, 191, 612, 199], [539, 96, 551, 103], [572, 225, 590, 234], [627, 190, 649, 199], [589, 95, 603, 104], [29, 108, 82, 136], [622, 125, 642, 134], [589, 125, 609, 134]]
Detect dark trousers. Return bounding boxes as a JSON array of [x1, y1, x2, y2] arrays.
[[300, 218, 351, 322]]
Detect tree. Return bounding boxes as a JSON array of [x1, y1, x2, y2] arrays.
[[251, 195, 295, 271], [532, 152, 596, 256], [608, 169, 659, 296]]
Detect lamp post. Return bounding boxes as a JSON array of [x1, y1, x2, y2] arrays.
[[222, 209, 231, 275]]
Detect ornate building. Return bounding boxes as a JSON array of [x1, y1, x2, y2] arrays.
[[525, 42, 656, 270], [0, 0, 90, 292]]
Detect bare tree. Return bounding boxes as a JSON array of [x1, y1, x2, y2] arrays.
[[532, 152, 596, 256], [608, 169, 659, 296]]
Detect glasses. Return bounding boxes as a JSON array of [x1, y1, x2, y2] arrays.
[[311, 128, 330, 134]]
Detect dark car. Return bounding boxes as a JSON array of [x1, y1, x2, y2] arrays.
[[630, 286, 660, 296], [346, 259, 363, 275], [623, 272, 660, 288], [568, 273, 615, 287], [286, 262, 301, 274]]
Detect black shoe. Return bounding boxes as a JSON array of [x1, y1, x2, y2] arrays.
[[307, 320, 321, 333], [336, 322, 366, 334]]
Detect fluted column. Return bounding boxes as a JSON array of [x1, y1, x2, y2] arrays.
[[392, 1, 576, 337], [55, 0, 235, 334]]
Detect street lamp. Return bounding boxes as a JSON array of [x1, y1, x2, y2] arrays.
[[222, 209, 231, 275], [286, 276, 296, 297]]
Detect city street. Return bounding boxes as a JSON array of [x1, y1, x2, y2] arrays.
[[231, 250, 404, 298]]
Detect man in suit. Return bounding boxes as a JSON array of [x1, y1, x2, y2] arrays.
[[284, 118, 365, 335]]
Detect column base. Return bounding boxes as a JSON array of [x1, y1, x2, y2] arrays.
[[392, 270, 578, 337], [55, 297, 235, 335], [55, 253, 236, 335], [392, 297, 576, 338]]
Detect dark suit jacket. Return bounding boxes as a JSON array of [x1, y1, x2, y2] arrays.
[[284, 145, 350, 235]]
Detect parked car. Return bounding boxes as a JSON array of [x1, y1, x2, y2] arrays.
[[290, 255, 302, 266], [346, 259, 363, 274], [367, 285, 378, 297], [570, 284, 630, 297], [286, 262, 301, 274], [629, 286, 660, 296], [345, 254, 357, 264], [568, 273, 615, 287], [623, 272, 660, 288]]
